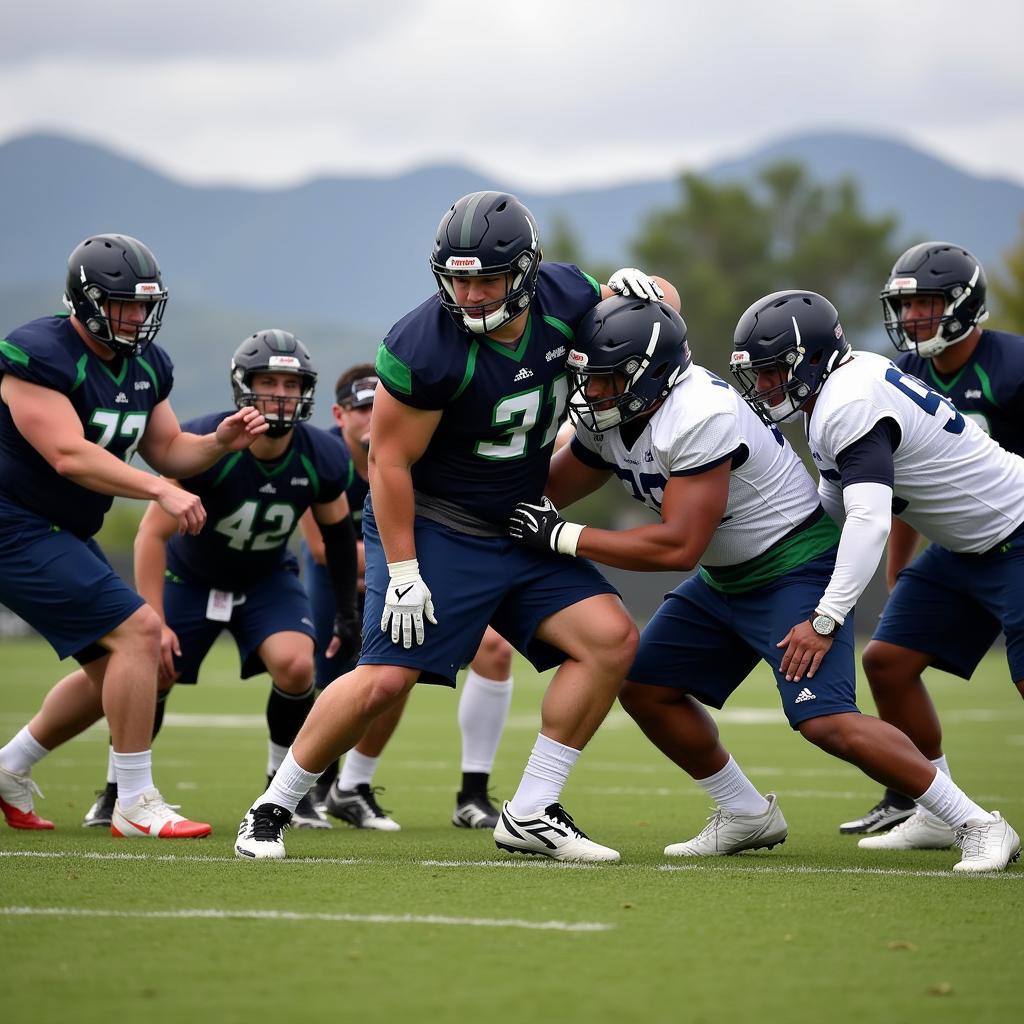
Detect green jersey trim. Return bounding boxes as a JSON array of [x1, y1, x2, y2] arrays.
[[70, 353, 88, 392], [481, 315, 531, 361], [0, 338, 29, 368], [581, 270, 601, 295], [212, 451, 244, 488], [253, 449, 296, 479], [972, 363, 997, 406], [299, 452, 321, 500], [98, 357, 128, 386], [137, 355, 160, 394], [699, 512, 840, 594], [376, 343, 412, 395], [542, 315, 573, 342], [452, 341, 479, 402]]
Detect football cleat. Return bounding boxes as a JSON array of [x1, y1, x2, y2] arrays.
[[235, 802, 291, 860], [291, 791, 331, 830], [838, 793, 916, 834], [453, 791, 501, 830], [953, 812, 1021, 873], [664, 793, 788, 857], [110, 789, 212, 839], [82, 783, 118, 828], [324, 783, 401, 831], [0, 765, 54, 830], [857, 808, 955, 850], [494, 802, 620, 862]]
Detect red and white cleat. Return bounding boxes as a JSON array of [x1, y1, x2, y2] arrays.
[[111, 789, 212, 839], [0, 765, 54, 830]]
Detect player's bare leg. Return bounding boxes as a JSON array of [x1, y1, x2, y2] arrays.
[[495, 595, 636, 863]]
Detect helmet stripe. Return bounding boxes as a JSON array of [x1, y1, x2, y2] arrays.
[[119, 235, 152, 276], [459, 191, 493, 248]]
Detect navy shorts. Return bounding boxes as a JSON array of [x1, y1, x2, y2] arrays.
[[359, 502, 619, 686], [164, 563, 318, 684], [0, 496, 144, 662], [628, 550, 858, 728], [300, 544, 359, 687], [872, 530, 1024, 682]]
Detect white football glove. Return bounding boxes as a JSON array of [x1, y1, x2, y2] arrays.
[[381, 558, 437, 648], [607, 267, 664, 302]]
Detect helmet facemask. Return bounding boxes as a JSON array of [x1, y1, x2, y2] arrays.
[[66, 280, 168, 358], [231, 359, 316, 438], [434, 249, 541, 335], [881, 270, 989, 359]]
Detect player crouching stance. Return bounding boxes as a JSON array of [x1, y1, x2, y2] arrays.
[[508, 295, 1018, 872]]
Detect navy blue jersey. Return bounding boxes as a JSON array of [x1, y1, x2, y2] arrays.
[[897, 329, 1024, 456], [375, 262, 602, 524], [326, 425, 369, 539], [0, 314, 173, 538], [167, 414, 353, 590]]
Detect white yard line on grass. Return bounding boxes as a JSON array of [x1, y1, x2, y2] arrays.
[[0, 905, 612, 932], [4, 849, 1020, 880]]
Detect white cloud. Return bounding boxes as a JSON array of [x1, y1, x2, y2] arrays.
[[2, 1, 1023, 188]]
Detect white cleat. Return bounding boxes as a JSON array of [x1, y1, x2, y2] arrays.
[[664, 793, 788, 857], [857, 808, 955, 850], [494, 802, 620, 863], [111, 789, 211, 839], [953, 812, 1021, 873], [235, 803, 291, 860]]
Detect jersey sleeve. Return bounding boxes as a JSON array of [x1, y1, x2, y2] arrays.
[[176, 412, 232, 492], [306, 425, 352, 504], [0, 321, 79, 392], [536, 263, 603, 329], [818, 390, 899, 465], [664, 408, 738, 476], [570, 432, 615, 470]]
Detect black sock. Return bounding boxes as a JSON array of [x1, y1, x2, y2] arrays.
[[460, 772, 489, 798], [152, 691, 169, 741], [266, 684, 315, 748], [884, 787, 916, 808]]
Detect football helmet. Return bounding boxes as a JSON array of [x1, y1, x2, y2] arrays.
[[430, 191, 541, 335], [230, 329, 316, 437], [730, 290, 850, 425], [881, 241, 988, 358], [567, 296, 691, 433], [63, 234, 168, 357]]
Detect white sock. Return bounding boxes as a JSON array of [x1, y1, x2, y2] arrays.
[[915, 768, 994, 829], [931, 754, 951, 778], [255, 749, 320, 813], [508, 733, 580, 815], [458, 670, 513, 773], [113, 749, 154, 806], [267, 741, 289, 778], [696, 756, 769, 815], [338, 749, 379, 790], [106, 746, 117, 786], [0, 726, 49, 775]]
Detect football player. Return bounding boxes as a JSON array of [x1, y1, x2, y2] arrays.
[[728, 288, 1021, 870], [300, 364, 515, 831], [0, 234, 265, 838], [78, 330, 359, 831], [234, 190, 679, 861], [834, 243, 1024, 840]]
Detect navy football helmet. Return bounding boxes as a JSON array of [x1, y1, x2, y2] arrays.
[[881, 241, 988, 358], [567, 296, 691, 433], [430, 191, 541, 335], [230, 329, 317, 437], [63, 234, 168, 357], [730, 290, 850, 425]]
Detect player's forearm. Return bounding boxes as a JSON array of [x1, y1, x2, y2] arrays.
[[148, 431, 228, 479], [816, 482, 892, 623], [53, 440, 164, 501], [133, 530, 169, 619], [368, 460, 417, 563], [575, 523, 704, 572]]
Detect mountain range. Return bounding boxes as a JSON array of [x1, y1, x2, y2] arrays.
[[1, 130, 1022, 421]]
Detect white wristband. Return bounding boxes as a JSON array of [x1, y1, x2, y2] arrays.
[[386, 558, 420, 582], [555, 521, 585, 557]]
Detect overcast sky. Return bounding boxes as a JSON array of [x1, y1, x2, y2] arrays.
[[3, 1, 1023, 192]]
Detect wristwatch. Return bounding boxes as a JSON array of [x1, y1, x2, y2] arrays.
[[810, 612, 837, 637]]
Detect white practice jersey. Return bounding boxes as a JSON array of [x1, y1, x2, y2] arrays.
[[573, 366, 822, 567], [809, 351, 1024, 553]]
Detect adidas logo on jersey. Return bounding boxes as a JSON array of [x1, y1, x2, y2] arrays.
[[513, 367, 534, 382], [794, 688, 816, 703], [258, 483, 277, 494], [290, 477, 309, 486], [114, 392, 129, 404]]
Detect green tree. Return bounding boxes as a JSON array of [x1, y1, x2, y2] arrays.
[[630, 161, 902, 377], [990, 216, 1024, 333]]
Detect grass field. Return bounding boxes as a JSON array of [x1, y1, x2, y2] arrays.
[[1, 636, 1021, 1024]]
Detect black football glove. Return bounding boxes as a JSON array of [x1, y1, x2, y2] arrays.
[[507, 497, 585, 556]]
